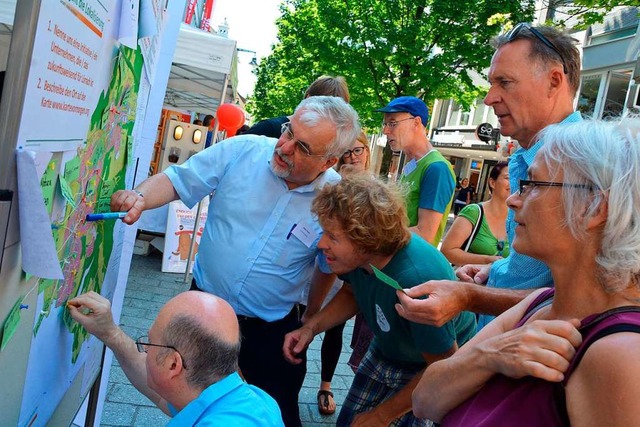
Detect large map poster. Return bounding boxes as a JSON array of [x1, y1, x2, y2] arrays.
[[14, 1, 160, 426]]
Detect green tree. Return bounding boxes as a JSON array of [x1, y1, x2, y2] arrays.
[[544, 1, 639, 28], [250, 0, 536, 130]]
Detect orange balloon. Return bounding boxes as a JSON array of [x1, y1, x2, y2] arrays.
[[216, 104, 245, 131]]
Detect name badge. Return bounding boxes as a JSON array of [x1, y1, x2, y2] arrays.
[[290, 220, 318, 248]]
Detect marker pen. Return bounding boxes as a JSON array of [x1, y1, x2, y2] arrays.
[[86, 212, 127, 221]]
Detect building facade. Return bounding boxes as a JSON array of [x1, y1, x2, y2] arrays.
[[428, 5, 640, 201]]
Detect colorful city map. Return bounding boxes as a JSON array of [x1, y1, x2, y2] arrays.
[[34, 45, 143, 362]]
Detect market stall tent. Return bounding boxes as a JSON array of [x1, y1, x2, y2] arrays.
[[165, 23, 238, 115]]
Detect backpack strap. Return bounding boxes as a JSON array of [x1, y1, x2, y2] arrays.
[[462, 204, 484, 252]]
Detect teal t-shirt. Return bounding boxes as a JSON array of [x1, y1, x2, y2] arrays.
[[341, 235, 476, 367], [401, 151, 456, 246], [458, 203, 510, 258]]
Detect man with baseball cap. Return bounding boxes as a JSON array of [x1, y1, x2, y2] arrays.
[[376, 96, 455, 246]]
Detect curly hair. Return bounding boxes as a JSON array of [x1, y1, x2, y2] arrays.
[[312, 174, 411, 256], [536, 117, 640, 292]]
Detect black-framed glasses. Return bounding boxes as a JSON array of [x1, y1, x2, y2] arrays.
[[506, 22, 568, 74], [518, 179, 592, 197], [280, 122, 327, 157], [342, 146, 366, 159], [135, 335, 188, 369], [382, 117, 415, 130]]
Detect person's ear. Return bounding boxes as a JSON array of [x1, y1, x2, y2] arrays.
[[586, 197, 608, 231], [165, 351, 185, 379], [323, 157, 338, 171], [547, 66, 565, 97]]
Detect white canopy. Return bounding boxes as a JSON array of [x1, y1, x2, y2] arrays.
[[165, 24, 238, 115]]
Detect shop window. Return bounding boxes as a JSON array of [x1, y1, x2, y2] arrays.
[[602, 70, 632, 119], [589, 27, 638, 46], [472, 99, 486, 126], [435, 99, 451, 128], [448, 102, 460, 126], [460, 110, 471, 126], [578, 74, 602, 118]]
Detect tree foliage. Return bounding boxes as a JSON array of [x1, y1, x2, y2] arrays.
[[547, 1, 639, 29], [249, 0, 537, 129]]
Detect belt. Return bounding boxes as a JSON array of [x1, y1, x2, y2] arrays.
[[237, 304, 301, 325]]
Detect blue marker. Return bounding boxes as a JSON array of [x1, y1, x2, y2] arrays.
[[86, 212, 127, 221]]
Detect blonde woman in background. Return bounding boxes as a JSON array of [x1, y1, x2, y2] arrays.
[[337, 131, 370, 174]]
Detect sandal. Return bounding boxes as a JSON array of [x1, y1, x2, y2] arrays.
[[317, 390, 336, 415]]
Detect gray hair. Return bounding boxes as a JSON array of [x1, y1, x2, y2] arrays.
[[536, 117, 640, 292], [295, 95, 361, 159], [161, 314, 240, 391], [492, 25, 580, 96]]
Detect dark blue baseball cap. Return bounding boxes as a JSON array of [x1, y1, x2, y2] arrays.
[[375, 96, 429, 126]]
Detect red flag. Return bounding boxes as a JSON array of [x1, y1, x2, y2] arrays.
[[184, 0, 198, 24], [200, 0, 215, 31]]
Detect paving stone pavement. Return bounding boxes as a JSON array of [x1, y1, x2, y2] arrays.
[[100, 250, 356, 426], [101, 215, 456, 426]]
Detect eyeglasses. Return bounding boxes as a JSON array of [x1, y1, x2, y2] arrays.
[[135, 335, 188, 369], [342, 147, 366, 159], [496, 240, 505, 255], [281, 122, 327, 157], [382, 117, 415, 130], [506, 23, 568, 74], [518, 179, 592, 197]]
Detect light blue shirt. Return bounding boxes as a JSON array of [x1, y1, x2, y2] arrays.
[[164, 135, 340, 321], [167, 372, 284, 426], [478, 111, 582, 329]]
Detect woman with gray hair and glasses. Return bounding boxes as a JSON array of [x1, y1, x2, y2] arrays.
[[412, 118, 640, 426]]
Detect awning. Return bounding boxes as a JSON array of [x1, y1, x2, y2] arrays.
[[165, 24, 237, 115]]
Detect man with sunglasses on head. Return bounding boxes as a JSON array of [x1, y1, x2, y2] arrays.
[[396, 24, 582, 331], [375, 96, 456, 247], [68, 291, 284, 426], [111, 96, 360, 427]]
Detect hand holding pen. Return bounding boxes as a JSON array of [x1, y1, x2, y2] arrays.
[[109, 189, 146, 225], [67, 291, 120, 344]]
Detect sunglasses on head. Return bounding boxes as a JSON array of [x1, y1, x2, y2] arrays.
[[505, 22, 568, 74]]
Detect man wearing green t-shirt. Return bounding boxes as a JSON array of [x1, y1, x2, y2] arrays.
[[375, 96, 456, 246], [283, 175, 475, 427]]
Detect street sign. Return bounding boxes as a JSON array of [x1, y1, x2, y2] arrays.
[[475, 122, 495, 143]]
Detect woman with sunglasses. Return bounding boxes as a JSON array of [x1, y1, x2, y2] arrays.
[[441, 162, 510, 266], [413, 119, 640, 426]]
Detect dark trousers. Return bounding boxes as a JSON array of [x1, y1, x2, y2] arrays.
[[190, 280, 306, 427], [237, 307, 306, 427], [321, 321, 346, 383]]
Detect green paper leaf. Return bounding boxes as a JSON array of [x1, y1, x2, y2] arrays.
[[370, 265, 405, 292]]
